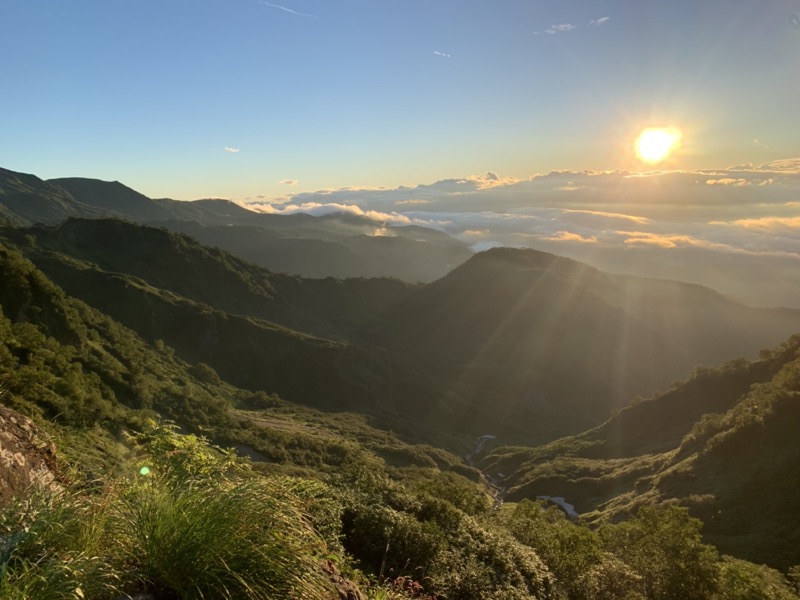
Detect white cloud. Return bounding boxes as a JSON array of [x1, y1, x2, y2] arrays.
[[433, 51, 451, 58], [258, 1, 318, 19], [589, 17, 610, 26], [544, 23, 576, 34], [245, 200, 420, 226], [224, 147, 240, 153]]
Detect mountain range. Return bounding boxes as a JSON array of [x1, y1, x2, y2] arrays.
[[2, 165, 800, 578], [0, 167, 471, 282], [2, 165, 799, 445]]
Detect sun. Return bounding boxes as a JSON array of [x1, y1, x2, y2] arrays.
[[635, 127, 682, 164]]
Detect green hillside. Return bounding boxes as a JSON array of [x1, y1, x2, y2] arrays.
[[2, 226, 799, 597], [364, 246, 800, 443], [482, 335, 800, 570]]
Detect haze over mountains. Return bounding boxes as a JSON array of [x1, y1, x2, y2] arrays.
[[0, 168, 471, 282], [2, 166, 799, 446]]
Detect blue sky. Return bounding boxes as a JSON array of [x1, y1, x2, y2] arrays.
[[2, 0, 799, 200]]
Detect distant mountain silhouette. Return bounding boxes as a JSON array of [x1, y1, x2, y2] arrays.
[[0, 167, 471, 282]]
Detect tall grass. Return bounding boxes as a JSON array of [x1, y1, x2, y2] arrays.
[[0, 422, 335, 599]]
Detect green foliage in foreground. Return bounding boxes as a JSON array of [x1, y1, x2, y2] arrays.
[[2, 422, 799, 600], [501, 500, 799, 600], [0, 422, 335, 600]]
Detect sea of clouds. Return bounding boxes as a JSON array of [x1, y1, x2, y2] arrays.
[[244, 159, 800, 308]]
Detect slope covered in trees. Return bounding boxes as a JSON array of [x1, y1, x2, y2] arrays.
[[1, 219, 800, 597], [482, 335, 800, 570]]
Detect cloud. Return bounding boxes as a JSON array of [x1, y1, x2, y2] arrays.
[[258, 1, 318, 19], [563, 209, 650, 225], [706, 178, 749, 187], [279, 179, 298, 186], [433, 51, 451, 58], [589, 17, 610, 26], [245, 200, 419, 226], [713, 216, 800, 231], [759, 158, 800, 173], [538, 23, 576, 34], [224, 147, 240, 153], [554, 182, 587, 192], [616, 231, 717, 249], [753, 138, 770, 149], [251, 160, 800, 306], [394, 199, 430, 206], [543, 230, 598, 243]]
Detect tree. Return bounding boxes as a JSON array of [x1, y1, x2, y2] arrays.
[[601, 505, 719, 600]]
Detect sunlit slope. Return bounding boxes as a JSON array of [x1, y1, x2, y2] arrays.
[[483, 335, 800, 570], [1, 218, 415, 338], [0, 167, 103, 225], [0, 239, 477, 482], [363, 247, 800, 443], [0, 220, 452, 444]]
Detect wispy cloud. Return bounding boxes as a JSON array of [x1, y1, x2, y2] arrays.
[[258, 1, 318, 19], [224, 147, 240, 153], [542, 23, 576, 34], [563, 209, 650, 225], [589, 17, 610, 27], [713, 216, 800, 231], [433, 51, 451, 58], [395, 199, 430, 206], [543, 230, 598, 243], [279, 179, 298, 186]]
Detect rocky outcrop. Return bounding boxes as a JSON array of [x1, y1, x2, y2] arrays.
[[0, 405, 61, 506], [322, 560, 367, 600]]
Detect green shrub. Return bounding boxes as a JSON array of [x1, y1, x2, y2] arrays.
[[0, 421, 338, 599]]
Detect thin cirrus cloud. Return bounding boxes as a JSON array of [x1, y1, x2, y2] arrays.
[[279, 179, 299, 186], [224, 147, 240, 153], [433, 51, 451, 58], [538, 17, 609, 35], [258, 1, 318, 19]]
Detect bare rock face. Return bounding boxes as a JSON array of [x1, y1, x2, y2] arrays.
[[0, 405, 61, 506]]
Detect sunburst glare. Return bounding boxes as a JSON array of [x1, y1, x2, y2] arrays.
[[635, 128, 682, 164]]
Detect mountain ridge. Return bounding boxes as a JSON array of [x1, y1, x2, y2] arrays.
[[0, 167, 473, 283]]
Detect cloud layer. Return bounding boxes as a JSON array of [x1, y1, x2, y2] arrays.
[[243, 160, 800, 308]]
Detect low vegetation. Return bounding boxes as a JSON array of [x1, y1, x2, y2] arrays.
[[1, 224, 800, 597]]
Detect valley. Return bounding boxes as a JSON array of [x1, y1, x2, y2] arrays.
[[1, 167, 799, 598]]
